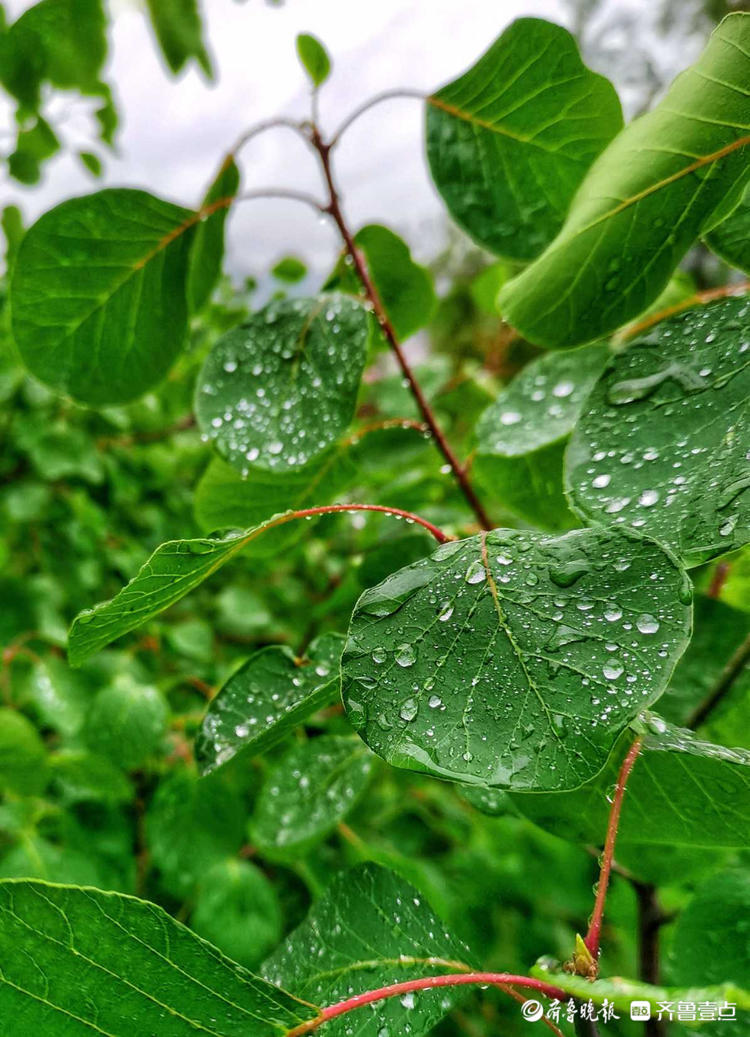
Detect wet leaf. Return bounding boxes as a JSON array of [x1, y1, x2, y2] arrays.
[[474, 343, 608, 529], [187, 155, 239, 312], [706, 183, 750, 273], [512, 719, 750, 848], [10, 189, 196, 405], [264, 863, 472, 1036], [500, 13, 750, 346], [196, 295, 370, 473], [566, 297, 750, 567], [250, 735, 373, 856], [196, 632, 345, 775], [0, 879, 316, 1035], [342, 527, 691, 792], [426, 17, 622, 261]]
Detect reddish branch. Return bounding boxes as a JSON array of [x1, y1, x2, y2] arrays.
[[584, 737, 643, 960], [270, 503, 455, 545], [619, 279, 750, 340], [285, 973, 566, 1037], [310, 127, 494, 531]]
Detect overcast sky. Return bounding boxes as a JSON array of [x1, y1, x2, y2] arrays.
[[2, 0, 711, 281]]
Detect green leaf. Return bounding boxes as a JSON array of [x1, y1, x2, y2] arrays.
[[426, 17, 622, 262], [325, 224, 437, 340], [49, 750, 132, 804], [250, 735, 373, 856], [0, 879, 317, 1035], [11, 189, 197, 406], [187, 156, 240, 312], [296, 32, 330, 87], [512, 718, 750, 848], [194, 449, 354, 545], [145, 0, 212, 77], [342, 527, 691, 792], [2, 204, 25, 269], [566, 297, 750, 567], [264, 863, 472, 1036], [195, 295, 370, 472], [671, 871, 750, 991], [67, 514, 303, 666], [8, 115, 59, 185], [196, 632, 345, 775], [78, 150, 102, 177], [474, 342, 608, 529], [0, 708, 48, 795], [27, 656, 91, 737], [530, 964, 749, 1018], [499, 13, 750, 347], [191, 860, 282, 969], [83, 675, 168, 770], [146, 769, 246, 898], [657, 595, 750, 732], [706, 183, 750, 273], [271, 255, 307, 284]]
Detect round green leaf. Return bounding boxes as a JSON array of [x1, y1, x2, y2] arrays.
[[196, 633, 344, 775], [342, 527, 691, 792], [10, 188, 196, 405], [566, 297, 750, 567], [83, 675, 168, 770], [426, 17, 622, 261], [191, 860, 282, 969], [0, 708, 48, 795], [195, 295, 369, 473], [251, 735, 373, 856]]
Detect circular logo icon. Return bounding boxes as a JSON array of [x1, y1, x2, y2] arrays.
[[522, 1000, 545, 1023]]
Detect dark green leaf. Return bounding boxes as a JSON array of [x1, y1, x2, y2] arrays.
[[0, 708, 48, 795], [191, 860, 282, 969], [195, 295, 369, 472], [2, 204, 24, 269], [671, 871, 750, 991], [145, 0, 212, 77], [566, 298, 750, 567], [342, 527, 691, 792], [8, 116, 59, 185], [512, 718, 750, 848], [187, 156, 240, 312], [0, 879, 316, 1035], [49, 750, 132, 804], [706, 183, 750, 273], [296, 33, 330, 87], [325, 224, 437, 340], [11, 189, 197, 405], [250, 735, 373, 856], [146, 769, 246, 898], [474, 343, 608, 529], [196, 632, 345, 775], [499, 13, 750, 346], [426, 17, 622, 261], [83, 675, 168, 770], [264, 863, 472, 1036]]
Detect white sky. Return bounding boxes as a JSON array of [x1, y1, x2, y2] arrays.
[[1, 0, 709, 281]]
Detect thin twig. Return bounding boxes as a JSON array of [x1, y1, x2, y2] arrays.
[[330, 88, 428, 146], [686, 630, 750, 730], [231, 116, 310, 156], [617, 279, 750, 341], [269, 503, 455, 544], [584, 737, 643, 962], [310, 127, 493, 530], [237, 187, 326, 212]]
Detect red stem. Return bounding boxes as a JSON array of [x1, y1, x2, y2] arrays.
[[310, 129, 494, 532], [286, 973, 566, 1036], [584, 737, 643, 959], [277, 503, 454, 544]]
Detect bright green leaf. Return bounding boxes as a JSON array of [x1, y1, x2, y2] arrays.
[[499, 13, 750, 346], [49, 750, 132, 804], [296, 33, 330, 87], [11, 189, 197, 405], [264, 863, 472, 1036], [271, 256, 307, 284], [187, 156, 239, 312], [706, 183, 750, 273], [0, 879, 316, 1035], [196, 632, 345, 775], [342, 527, 691, 792], [325, 224, 437, 340], [566, 297, 750, 567], [251, 735, 373, 856], [426, 17, 622, 262], [195, 295, 370, 472], [145, 0, 212, 77]]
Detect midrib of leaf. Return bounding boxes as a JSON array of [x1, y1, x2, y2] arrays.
[[291, 955, 471, 987]]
